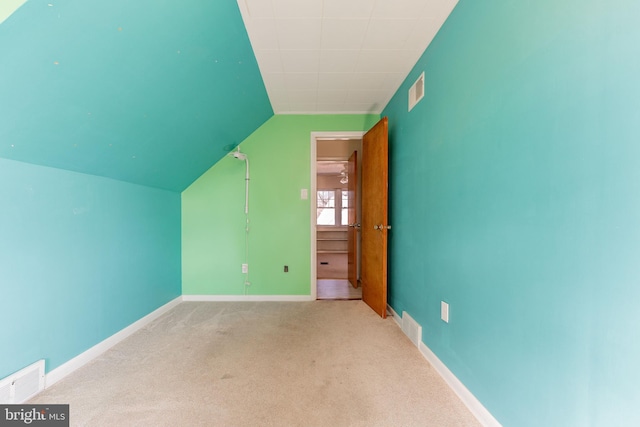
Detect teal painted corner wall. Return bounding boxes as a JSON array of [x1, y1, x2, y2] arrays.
[[0, 0, 272, 192], [0, 158, 181, 379], [182, 114, 379, 296], [383, 0, 640, 425]]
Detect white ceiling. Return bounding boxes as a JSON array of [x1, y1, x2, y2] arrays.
[[236, 0, 458, 114]]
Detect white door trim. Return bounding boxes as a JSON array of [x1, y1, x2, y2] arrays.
[[310, 131, 366, 300]]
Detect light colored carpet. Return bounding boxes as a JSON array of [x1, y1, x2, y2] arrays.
[[30, 301, 480, 427]]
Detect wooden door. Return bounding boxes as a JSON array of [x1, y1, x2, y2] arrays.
[[347, 151, 358, 288], [361, 117, 389, 318]]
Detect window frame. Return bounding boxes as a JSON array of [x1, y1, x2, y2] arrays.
[[317, 188, 348, 227]]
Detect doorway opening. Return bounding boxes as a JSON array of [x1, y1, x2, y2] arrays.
[[310, 132, 364, 300]]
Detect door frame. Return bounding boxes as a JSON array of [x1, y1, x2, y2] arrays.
[[310, 131, 366, 300]]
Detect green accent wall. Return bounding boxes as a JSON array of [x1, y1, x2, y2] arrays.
[[0, 158, 181, 379], [383, 0, 640, 425], [182, 114, 379, 296]]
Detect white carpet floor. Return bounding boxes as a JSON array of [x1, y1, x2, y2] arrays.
[[30, 301, 480, 427]]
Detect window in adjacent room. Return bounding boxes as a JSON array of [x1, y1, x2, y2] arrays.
[[317, 189, 348, 226]]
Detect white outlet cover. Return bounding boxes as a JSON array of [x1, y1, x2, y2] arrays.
[[300, 189, 308, 200], [441, 301, 449, 323]]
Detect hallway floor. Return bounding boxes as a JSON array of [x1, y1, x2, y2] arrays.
[[317, 279, 362, 300]]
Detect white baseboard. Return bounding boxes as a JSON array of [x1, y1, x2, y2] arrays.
[[387, 304, 501, 427], [182, 294, 314, 302], [419, 340, 502, 426], [45, 296, 182, 388], [387, 304, 402, 328]]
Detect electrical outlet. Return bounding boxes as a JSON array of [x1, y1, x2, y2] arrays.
[[242, 263, 248, 274], [441, 301, 449, 323]]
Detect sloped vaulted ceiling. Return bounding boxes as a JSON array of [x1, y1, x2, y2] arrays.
[[0, 0, 273, 191]]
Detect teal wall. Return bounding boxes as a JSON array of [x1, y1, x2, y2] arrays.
[[0, 158, 181, 379], [0, 0, 272, 191], [182, 114, 379, 296], [383, 0, 640, 425]]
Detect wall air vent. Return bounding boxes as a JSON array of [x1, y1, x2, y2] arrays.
[[401, 311, 422, 348], [408, 72, 425, 112], [0, 360, 45, 404]]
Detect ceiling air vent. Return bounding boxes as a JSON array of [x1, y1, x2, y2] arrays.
[[408, 72, 425, 112]]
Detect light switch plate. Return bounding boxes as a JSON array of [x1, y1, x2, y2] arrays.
[[300, 189, 308, 200]]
